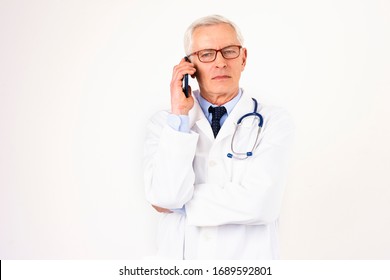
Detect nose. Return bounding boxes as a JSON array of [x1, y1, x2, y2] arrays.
[[214, 51, 227, 68]]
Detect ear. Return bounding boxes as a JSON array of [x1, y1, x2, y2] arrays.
[[241, 48, 247, 71]]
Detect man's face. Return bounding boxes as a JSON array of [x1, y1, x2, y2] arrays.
[[190, 23, 247, 100]]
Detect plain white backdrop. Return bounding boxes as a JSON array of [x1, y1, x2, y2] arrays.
[[1, 0, 389, 259]]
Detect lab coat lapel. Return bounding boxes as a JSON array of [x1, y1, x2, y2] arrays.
[[189, 98, 214, 141], [215, 93, 255, 143]]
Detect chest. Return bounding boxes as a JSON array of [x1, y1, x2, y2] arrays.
[[191, 126, 256, 185]]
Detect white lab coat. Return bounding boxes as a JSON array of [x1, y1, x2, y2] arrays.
[[144, 89, 294, 259]]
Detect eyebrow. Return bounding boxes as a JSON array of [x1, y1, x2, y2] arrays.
[[193, 44, 241, 52]]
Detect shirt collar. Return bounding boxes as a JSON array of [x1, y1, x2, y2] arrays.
[[197, 88, 243, 119]]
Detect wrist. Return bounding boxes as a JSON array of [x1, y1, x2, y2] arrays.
[[171, 107, 190, 115], [167, 114, 190, 133]]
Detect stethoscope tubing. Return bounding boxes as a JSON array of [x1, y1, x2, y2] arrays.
[[227, 98, 263, 160]]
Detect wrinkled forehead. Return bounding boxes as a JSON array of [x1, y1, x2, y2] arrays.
[[191, 23, 240, 51]]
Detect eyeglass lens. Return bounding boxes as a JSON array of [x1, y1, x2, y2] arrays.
[[198, 46, 241, 62]]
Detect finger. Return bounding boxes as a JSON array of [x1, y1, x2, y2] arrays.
[[171, 67, 195, 94], [186, 85, 192, 97], [173, 65, 196, 82], [152, 204, 172, 213]]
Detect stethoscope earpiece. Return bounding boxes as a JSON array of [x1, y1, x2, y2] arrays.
[[227, 152, 253, 158]]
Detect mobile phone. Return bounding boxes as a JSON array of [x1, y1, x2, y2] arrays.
[[182, 74, 189, 98], [182, 57, 190, 98]]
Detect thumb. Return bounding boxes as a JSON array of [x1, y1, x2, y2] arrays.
[[186, 85, 193, 97]]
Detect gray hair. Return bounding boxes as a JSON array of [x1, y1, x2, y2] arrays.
[[183, 15, 244, 55]]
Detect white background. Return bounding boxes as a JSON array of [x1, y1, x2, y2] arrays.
[[1, 0, 389, 259]]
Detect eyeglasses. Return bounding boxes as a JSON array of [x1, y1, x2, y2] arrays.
[[187, 45, 242, 63]]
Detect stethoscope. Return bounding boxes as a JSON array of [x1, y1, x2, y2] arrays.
[[227, 98, 263, 160]]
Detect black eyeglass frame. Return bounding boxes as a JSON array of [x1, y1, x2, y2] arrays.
[[186, 45, 243, 63]]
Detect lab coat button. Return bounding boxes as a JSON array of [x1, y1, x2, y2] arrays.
[[209, 160, 217, 167]]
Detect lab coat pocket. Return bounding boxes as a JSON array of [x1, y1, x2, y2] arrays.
[[228, 123, 258, 184], [229, 156, 252, 185], [231, 117, 260, 157]]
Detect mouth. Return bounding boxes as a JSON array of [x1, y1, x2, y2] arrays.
[[212, 75, 231, 80]]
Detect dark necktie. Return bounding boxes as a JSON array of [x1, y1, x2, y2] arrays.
[[208, 106, 227, 138]]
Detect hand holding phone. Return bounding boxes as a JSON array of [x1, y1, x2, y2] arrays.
[[171, 57, 195, 115]]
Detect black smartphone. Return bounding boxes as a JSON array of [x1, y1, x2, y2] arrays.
[[183, 74, 189, 98], [182, 57, 190, 98]]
